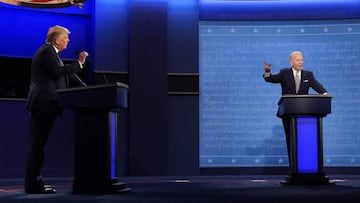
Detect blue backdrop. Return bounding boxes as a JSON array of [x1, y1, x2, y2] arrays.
[[0, 2, 92, 59], [199, 19, 360, 167]]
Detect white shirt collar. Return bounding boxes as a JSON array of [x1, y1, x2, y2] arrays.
[[52, 45, 59, 54], [292, 67, 301, 78]]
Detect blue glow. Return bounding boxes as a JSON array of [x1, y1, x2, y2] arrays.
[[0, 2, 91, 58], [168, 0, 198, 8], [98, 0, 127, 6], [110, 111, 117, 179], [199, 0, 360, 20], [297, 117, 318, 173], [200, 0, 358, 3], [129, 0, 167, 2]]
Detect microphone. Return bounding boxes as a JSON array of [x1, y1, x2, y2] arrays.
[[99, 70, 109, 85], [75, 51, 109, 85], [73, 73, 87, 87]]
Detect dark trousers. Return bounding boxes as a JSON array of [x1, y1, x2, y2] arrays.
[[25, 112, 57, 189], [282, 117, 291, 167]]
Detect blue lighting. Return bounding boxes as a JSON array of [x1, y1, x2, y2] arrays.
[[168, 0, 197, 7], [199, 0, 360, 20], [200, 0, 358, 3], [110, 111, 117, 179], [97, 0, 127, 6], [297, 117, 318, 173]]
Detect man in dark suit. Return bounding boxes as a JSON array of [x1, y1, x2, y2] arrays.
[[263, 51, 328, 168], [25, 25, 88, 194]]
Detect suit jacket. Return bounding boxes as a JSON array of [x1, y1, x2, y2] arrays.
[[263, 67, 327, 95], [26, 44, 86, 115], [263, 67, 327, 117]]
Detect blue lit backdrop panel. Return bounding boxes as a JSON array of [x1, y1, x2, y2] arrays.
[[199, 0, 360, 20], [199, 19, 360, 167], [0, 2, 91, 58]]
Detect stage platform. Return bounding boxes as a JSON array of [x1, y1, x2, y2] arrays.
[[1, 175, 359, 203]]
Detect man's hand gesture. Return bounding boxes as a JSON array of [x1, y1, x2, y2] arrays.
[[264, 62, 271, 73]]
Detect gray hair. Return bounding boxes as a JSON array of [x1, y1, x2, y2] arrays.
[[45, 25, 70, 44], [290, 51, 302, 59]]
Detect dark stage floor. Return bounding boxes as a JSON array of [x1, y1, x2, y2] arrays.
[[1, 175, 360, 203]]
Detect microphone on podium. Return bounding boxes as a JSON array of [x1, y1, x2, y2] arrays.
[[73, 73, 87, 87], [75, 50, 109, 85]]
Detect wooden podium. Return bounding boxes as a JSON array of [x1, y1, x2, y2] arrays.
[[278, 94, 332, 184], [57, 83, 130, 194]]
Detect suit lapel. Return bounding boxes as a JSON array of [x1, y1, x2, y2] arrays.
[[288, 68, 297, 93], [48, 44, 64, 66], [56, 54, 64, 66], [298, 70, 304, 93]]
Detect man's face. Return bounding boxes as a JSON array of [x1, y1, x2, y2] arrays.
[[55, 33, 70, 51], [290, 53, 303, 72]]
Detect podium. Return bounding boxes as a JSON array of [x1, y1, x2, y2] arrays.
[[278, 94, 332, 184], [57, 83, 130, 194]]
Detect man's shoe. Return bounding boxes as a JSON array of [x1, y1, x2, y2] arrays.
[[25, 186, 57, 194], [43, 187, 57, 194], [25, 177, 57, 194]]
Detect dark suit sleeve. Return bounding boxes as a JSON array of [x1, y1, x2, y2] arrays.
[[263, 68, 285, 83], [38, 46, 81, 77], [307, 71, 327, 94]]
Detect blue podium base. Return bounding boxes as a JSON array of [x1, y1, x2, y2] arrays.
[[281, 173, 334, 185]]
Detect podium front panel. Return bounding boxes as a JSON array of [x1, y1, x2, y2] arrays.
[[296, 117, 318, 173]]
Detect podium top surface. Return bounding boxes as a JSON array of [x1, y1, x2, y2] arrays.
[[57, 82, 129, 93], [57, 82, 129, 109], [278, 94, 332, 105], [280, 94, 333, 99], [278, 94, 332, 117]]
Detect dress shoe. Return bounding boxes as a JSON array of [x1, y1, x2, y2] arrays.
[[25, 186, 57, 194], [43, 186, 57, 194], [25, 179, 57, 194]]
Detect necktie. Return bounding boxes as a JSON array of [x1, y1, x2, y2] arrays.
[[295, 72, 300, 93], [56, 53, 64, 66]]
